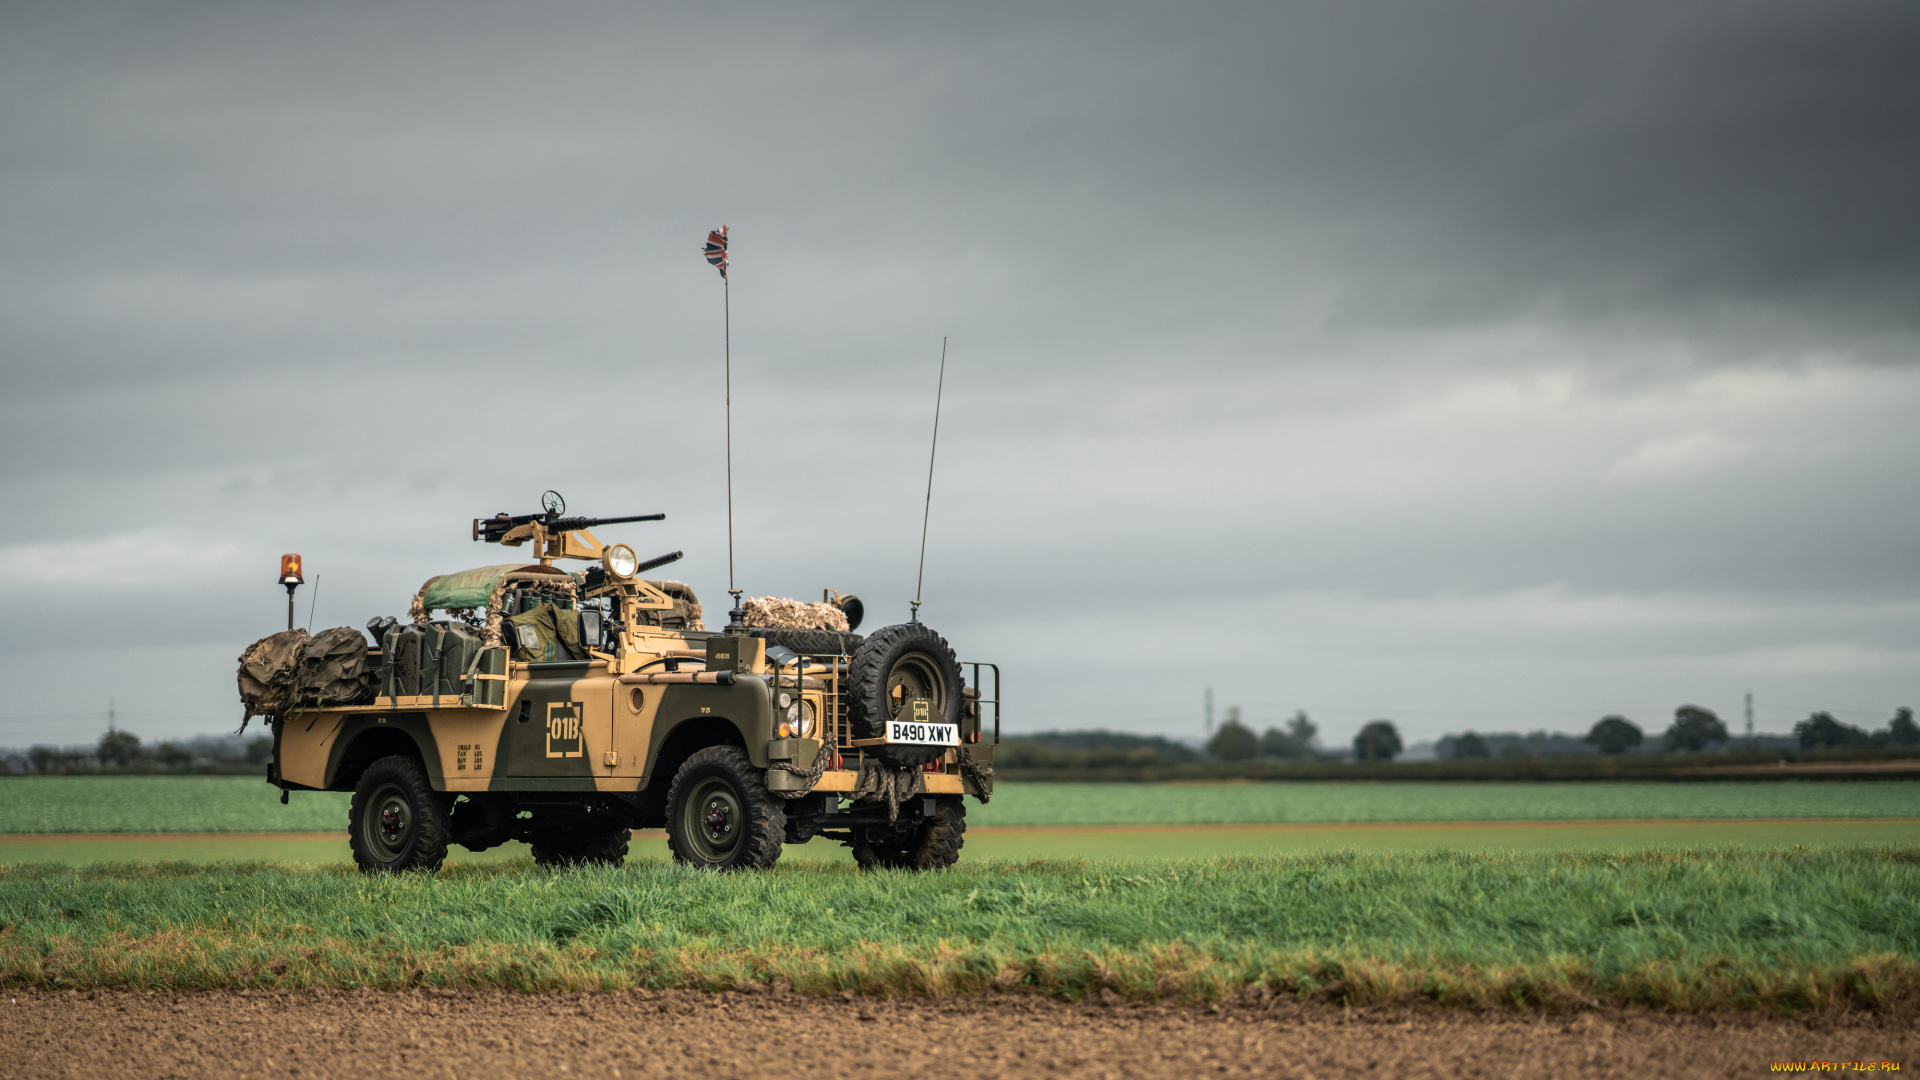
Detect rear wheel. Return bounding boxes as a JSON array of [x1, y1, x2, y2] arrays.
[[846, 623, 962, 768], [348, 755, 450, 874], [531, 827, 631, 868], [853, 798, 966, 871], [665, 746, 785, 870]]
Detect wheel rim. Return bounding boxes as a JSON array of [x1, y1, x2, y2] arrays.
[[884, 655, 944, 722], [682, 776, 744, 864], [362, 781, 414, 863]]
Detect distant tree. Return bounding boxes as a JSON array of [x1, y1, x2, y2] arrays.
[[1286, 710, 1317, 747], [154, 742, 194, 769], [27, 746, 60, 775], [1885, 707, 1918, 747], [1353, 720, 1403, 762], [1585, 715, 1643, 755], [1259, 726, 1308, 758], [1206, 717, 1260, 761], [1793, 711, 1870, 749], [1663, 705, 1728, 752], [998, 731, 1197, 770], [97, 729, 142, 768], [1451, 731, 1490, 758], [244, 737, 275, 765]]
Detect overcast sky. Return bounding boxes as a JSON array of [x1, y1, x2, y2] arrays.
[[2, 0, 1916, 750]]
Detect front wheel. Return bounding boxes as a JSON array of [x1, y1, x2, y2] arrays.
[[853, 798, 966, 871], [348, 755, 451, 873], [665, 746, 786, 870]]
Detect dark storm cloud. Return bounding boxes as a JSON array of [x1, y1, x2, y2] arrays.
[[5, 0, 1917, 403], [1, 0, 1916, 746]]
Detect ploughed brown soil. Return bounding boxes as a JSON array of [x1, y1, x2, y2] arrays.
[[3, 988, 1913, 1079]]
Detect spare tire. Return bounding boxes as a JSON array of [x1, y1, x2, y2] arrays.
[[846, 623, 962, 768], [752, 629, 864, 657]]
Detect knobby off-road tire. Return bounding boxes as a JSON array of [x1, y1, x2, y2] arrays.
[[853, 798, 966, 871], [754, 629, 863, 657], [665, 746, 786, 870], [531, 827, 631, 868], [349, 755, 451, 874], [846, 623, 962, 768]]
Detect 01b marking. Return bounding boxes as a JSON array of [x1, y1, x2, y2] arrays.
[[545, 701, 584, 758]]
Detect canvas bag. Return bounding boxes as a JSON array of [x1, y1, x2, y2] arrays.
[[505, 602, 581, 663], [237, 628, 311, 726], [296, 627, 374, 707]]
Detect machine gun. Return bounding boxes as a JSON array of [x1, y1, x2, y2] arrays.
[[473, 511, 664, 544], [472, 491, 672, 570]]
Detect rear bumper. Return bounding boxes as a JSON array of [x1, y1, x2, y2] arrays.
[[765, 768, 985, 799]]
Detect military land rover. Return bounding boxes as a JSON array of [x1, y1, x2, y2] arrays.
[[239, 497, 997, 873]]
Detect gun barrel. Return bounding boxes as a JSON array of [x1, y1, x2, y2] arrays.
[[634, 550, 684, 574], [550, 513, 666, 532]]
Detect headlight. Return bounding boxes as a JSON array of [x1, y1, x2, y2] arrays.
[[603, 544, 639, 579], [778, 699, 816, 739]]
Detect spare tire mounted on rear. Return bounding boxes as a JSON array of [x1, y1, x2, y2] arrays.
[[847, 622, 962, 768]]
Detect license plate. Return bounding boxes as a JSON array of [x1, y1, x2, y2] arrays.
[[886, 719, 958, 746]]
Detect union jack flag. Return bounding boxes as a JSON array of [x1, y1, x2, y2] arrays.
[[703, 226, 728, 280]]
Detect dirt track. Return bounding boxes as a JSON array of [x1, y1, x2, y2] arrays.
[[3, 989, 1912, 1078]]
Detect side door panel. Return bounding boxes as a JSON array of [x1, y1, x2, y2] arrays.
[[495, 667, 611, 779]]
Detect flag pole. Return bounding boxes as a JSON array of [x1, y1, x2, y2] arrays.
[[704, 224, 744, 629], [724, 268, 742, 627]]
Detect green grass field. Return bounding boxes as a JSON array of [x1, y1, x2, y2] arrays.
[[3, 776, 1914, 834], [972, 780, 1920, 825], [2, 819, 1916, 866], [3, 848, 1915, 1010]]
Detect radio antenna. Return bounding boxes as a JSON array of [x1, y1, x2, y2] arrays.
[[911, 337, 947, 623]]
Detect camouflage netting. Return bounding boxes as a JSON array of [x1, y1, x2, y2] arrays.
[[414, 564, 529, 615], [742, 596, 850, 632], [408, 564, 579, 646], [404, 565, 698, 646], [481, 570, 579, 648], [236, 626, 375, 729], [653, 580, 705, 631]]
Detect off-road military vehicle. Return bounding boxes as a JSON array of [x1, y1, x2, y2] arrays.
[[244, 496, 998, 873]]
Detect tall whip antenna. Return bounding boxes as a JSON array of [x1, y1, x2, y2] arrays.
[[911, 336, 948, 623]]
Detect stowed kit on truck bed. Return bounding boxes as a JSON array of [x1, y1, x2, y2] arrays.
[[238, 500, 999, 873]]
